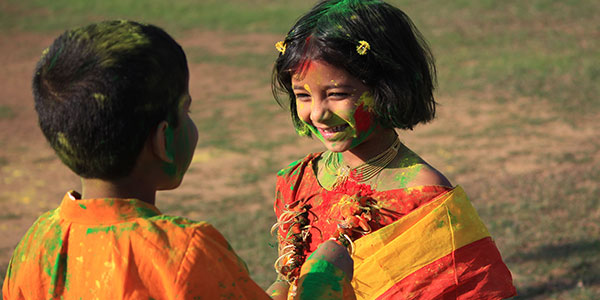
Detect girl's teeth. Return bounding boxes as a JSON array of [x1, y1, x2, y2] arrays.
[[324, 125, 346, 132]]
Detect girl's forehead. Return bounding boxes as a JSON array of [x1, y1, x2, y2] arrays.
[[291, 60, 352, 82]]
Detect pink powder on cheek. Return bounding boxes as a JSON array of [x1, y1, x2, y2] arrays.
[[353, 103, 373, 132]]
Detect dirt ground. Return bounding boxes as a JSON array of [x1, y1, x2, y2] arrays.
[[1, 29, 599, 296]]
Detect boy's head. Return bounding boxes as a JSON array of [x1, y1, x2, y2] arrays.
[[33, 20, 190, 180], [272, 0, 437, 132]]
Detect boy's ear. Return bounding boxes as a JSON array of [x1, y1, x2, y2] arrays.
[[151, 121, 175, 163]]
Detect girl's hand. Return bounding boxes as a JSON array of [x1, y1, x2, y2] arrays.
[[309, 240, 354, 279]]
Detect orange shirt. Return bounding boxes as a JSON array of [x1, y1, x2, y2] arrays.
[[2, 191, 271, 300]]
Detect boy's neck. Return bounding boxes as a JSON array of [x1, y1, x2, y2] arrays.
[[81, 177, 156, 205]]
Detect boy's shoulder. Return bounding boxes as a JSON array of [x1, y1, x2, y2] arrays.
[[144, 214, 229, 246]]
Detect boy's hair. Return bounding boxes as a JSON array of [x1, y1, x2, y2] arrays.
[[272, 0, 436, 132], [33, 20, 189, 179]]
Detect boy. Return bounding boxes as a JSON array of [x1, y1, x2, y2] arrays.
[[2, 20, 352, 299]]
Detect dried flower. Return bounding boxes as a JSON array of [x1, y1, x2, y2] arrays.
[[275, 40, 287, 55], [356, 40, 370, 55]]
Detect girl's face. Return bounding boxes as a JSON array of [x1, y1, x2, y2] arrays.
[[292, 60, 377, 153]]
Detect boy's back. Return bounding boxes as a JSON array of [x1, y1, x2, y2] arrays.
[[3, 191, 269, 299]]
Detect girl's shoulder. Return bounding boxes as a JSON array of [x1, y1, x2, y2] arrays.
[[276, 152, 322, 178], [375, 147, 452, 191]]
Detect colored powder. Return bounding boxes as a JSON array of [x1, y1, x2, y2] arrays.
[[41, 47, 49, 59], [78, 204, 87, 210], [394, 164, 423, 188], [56, 132, 74, 154], [86, 225, 116, 235], [357, 92, 375, 112], [297, 259, 344, 299], [161, 125, 177, 177], [303, 84, 312, 95], [134, 205, 158, 218], [277, 159, 302, 176], [352, 103, 373, 133], [47, 45, 64, 72], [93, 93, 107, 106], [70, 21, 151, 68]]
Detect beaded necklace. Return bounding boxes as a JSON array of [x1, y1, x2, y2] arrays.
[[323, 137, 401, 189]]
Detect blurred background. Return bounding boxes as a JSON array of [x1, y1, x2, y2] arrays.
[[0, 0, 598, 298]]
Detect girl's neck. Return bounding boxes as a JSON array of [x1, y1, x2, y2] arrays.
[[341, 128, 399, 168]]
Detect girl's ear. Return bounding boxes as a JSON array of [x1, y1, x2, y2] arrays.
[[151, 121, 175, 163]]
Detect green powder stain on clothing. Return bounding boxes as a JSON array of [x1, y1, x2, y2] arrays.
[[86, 225, 116, 235], [277, 158, 302, 176], [78, 204, 87, 210], [135, 205, 159, 218]]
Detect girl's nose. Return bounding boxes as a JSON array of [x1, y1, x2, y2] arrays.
[[310, 99, 331, 123]]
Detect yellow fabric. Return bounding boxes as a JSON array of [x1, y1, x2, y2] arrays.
[[351, 186, 491, 298]]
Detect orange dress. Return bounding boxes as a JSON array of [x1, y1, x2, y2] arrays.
[[2, 191, 271, 300]]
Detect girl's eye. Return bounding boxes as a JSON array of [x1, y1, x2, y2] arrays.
[[328, 92, 348, 99], [295, 93, 311, 101]]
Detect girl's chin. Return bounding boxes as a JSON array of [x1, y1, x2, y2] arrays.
[[322, 140, 353, 153]]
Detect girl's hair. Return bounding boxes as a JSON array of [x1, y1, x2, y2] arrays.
[[272, 0, 437, 132]]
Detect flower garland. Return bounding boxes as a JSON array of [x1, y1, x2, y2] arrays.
[[273, 171, 400, 294]]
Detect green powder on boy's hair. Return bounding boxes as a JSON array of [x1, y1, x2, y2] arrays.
[[93, 93, 107, 106], [55, 132, 75, 163], [69, 21, 151, 68]]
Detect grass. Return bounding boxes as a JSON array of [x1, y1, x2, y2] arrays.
[[1, 0, 312, 34], [471, 166, 600, 299], [0, 106, 15, 120]]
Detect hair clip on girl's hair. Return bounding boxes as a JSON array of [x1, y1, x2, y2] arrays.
[[275, 41, 287, 55], [356, 40, 370, 55]]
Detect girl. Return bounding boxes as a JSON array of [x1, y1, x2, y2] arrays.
[[269, 0, 516, 299]]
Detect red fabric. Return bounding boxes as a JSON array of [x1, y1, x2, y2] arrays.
[[275, 153, 516, 299], [376, 237, 517, 300], [275, 153, 450, 253]]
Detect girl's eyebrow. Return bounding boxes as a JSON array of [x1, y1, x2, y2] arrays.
[[292, 84, 354, 90]]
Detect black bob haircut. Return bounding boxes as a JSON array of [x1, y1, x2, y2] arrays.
[[272, 0, 437, 133], [33, 20, 189, 180]]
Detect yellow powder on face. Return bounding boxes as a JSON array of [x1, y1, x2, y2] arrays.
[[357, 92, 375, 111], [303, 84, 312, 94], [304, 84, 314, 109]]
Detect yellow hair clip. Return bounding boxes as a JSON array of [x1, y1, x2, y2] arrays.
[[275, 41, 287, 55], [356, 40, 370, 55]]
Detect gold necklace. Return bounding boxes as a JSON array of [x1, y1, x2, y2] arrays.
[[325, 138, 401, 188]]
